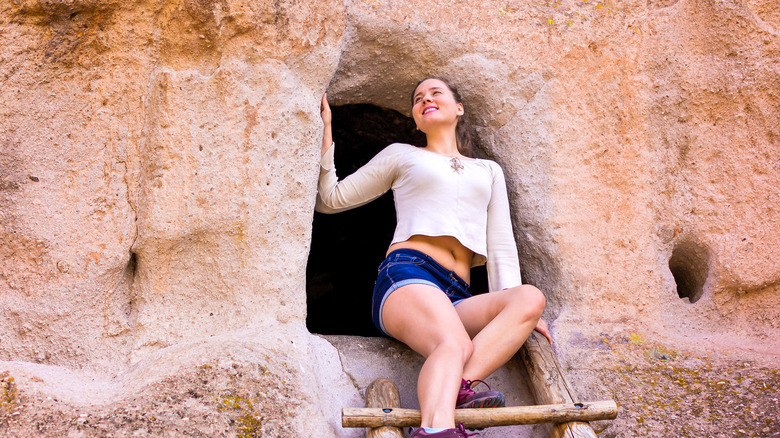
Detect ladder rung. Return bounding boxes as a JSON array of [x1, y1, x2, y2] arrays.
[[342, 400, 618, 428]]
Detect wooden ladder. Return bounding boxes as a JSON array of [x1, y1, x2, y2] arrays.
[[342, 331, 616, 437]]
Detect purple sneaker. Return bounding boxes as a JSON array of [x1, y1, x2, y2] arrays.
[[409, 423, 480, 437], [456, 379, 505, 409]]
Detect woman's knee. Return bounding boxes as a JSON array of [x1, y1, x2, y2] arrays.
[[508, 284, 546, 319], [460, 336, 474, 363], [435, 334, 474, 364]]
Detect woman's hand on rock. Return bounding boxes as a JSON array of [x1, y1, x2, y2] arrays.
[[534, 318, 553, 345], [321, 93, 332, 126], [320, 93, 333, 156]]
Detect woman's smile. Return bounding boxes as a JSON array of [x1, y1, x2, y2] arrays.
[[423, 105, 438, 115]]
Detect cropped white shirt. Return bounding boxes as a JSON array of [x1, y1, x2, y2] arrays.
[[315, 142, 522, 292]]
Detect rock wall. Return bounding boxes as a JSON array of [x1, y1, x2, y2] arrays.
[[1, 0, 342, 371], [1, 0, 778, 436], [326, 0, 779, 353]]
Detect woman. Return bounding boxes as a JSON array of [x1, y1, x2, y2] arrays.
[[316, 77, 551, 438]]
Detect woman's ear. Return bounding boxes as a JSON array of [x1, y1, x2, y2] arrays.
[[456, 103, 464, 116]]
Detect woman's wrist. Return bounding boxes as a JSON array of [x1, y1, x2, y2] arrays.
[[321, 122, 333, 154], [321, 134, 333, 157]]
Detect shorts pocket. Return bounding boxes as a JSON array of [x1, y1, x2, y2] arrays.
[[378, 254, 425, 272], [393, 254, 425, 265]]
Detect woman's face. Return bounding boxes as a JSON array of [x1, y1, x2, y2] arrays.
[[412, 78, 464, 133]]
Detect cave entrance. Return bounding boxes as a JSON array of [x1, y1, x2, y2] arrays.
[[306, 103, 488, 336], [306, 103, 423, 336], [668, 240, 710, 304]]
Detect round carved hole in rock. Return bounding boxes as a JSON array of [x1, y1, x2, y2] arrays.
[[306, 103, 489, 335], [668, 240, 710, 303]]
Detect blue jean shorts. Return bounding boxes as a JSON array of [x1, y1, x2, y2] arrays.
[[372, 248, 473, 336]]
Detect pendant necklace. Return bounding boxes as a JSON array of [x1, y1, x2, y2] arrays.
[[450, 156, 464, 174]]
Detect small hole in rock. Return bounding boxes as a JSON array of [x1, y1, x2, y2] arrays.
[[128, 252, 137, 278], [668, 240, 710, 303]]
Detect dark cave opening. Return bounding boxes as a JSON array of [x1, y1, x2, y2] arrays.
[[668, 240, 710, 304], [306, 103, 488, 336]]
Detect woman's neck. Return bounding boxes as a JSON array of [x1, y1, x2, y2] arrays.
[[424, 129, 460, 157]]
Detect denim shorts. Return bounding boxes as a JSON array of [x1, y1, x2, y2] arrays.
[[372, 248, 473, 336]]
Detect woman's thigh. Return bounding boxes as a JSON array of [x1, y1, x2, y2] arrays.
[[454, 285, 545, 338], [382, 283, 471, 358]]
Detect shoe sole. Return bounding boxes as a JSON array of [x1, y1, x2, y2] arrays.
[[456, 394, 506, 409]]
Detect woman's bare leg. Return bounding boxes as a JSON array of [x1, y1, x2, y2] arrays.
[[381, 283, 473, 429], [454, 284, 546, 381]]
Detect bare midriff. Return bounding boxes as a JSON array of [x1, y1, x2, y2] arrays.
[[387, 235, 474, 285]]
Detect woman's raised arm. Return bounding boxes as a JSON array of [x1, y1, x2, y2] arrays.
[[321, 93, 333, 157]]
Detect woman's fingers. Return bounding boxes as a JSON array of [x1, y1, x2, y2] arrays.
[[534, 318, 553, 345], [321, 93, 332, 125], [320, 93, 333, 154]]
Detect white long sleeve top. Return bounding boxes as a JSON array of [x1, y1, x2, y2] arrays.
[[315, 142, 522, 292]]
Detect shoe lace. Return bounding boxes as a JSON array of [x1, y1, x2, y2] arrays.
[[456, 423, 481, 437], [462, 379, 492, 393]]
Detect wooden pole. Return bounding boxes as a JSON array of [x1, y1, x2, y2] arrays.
[[519, 331, 604, 438], [364, 378, 404, 438], [343, 400, 617, 428]]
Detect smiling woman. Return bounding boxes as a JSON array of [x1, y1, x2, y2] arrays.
[[312, 77, 551, 437]]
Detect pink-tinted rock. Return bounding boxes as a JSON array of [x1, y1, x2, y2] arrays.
[[1, 0, 778, 436]]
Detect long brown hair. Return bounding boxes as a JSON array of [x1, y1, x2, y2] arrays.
[[411, 76, 474, 156]]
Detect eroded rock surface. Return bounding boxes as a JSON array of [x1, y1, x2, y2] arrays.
[[1, 0, 778, 436]]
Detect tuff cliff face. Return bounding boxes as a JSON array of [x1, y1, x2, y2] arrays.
[[1, 0, 778, 436], [1, 0, 342, 372]]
